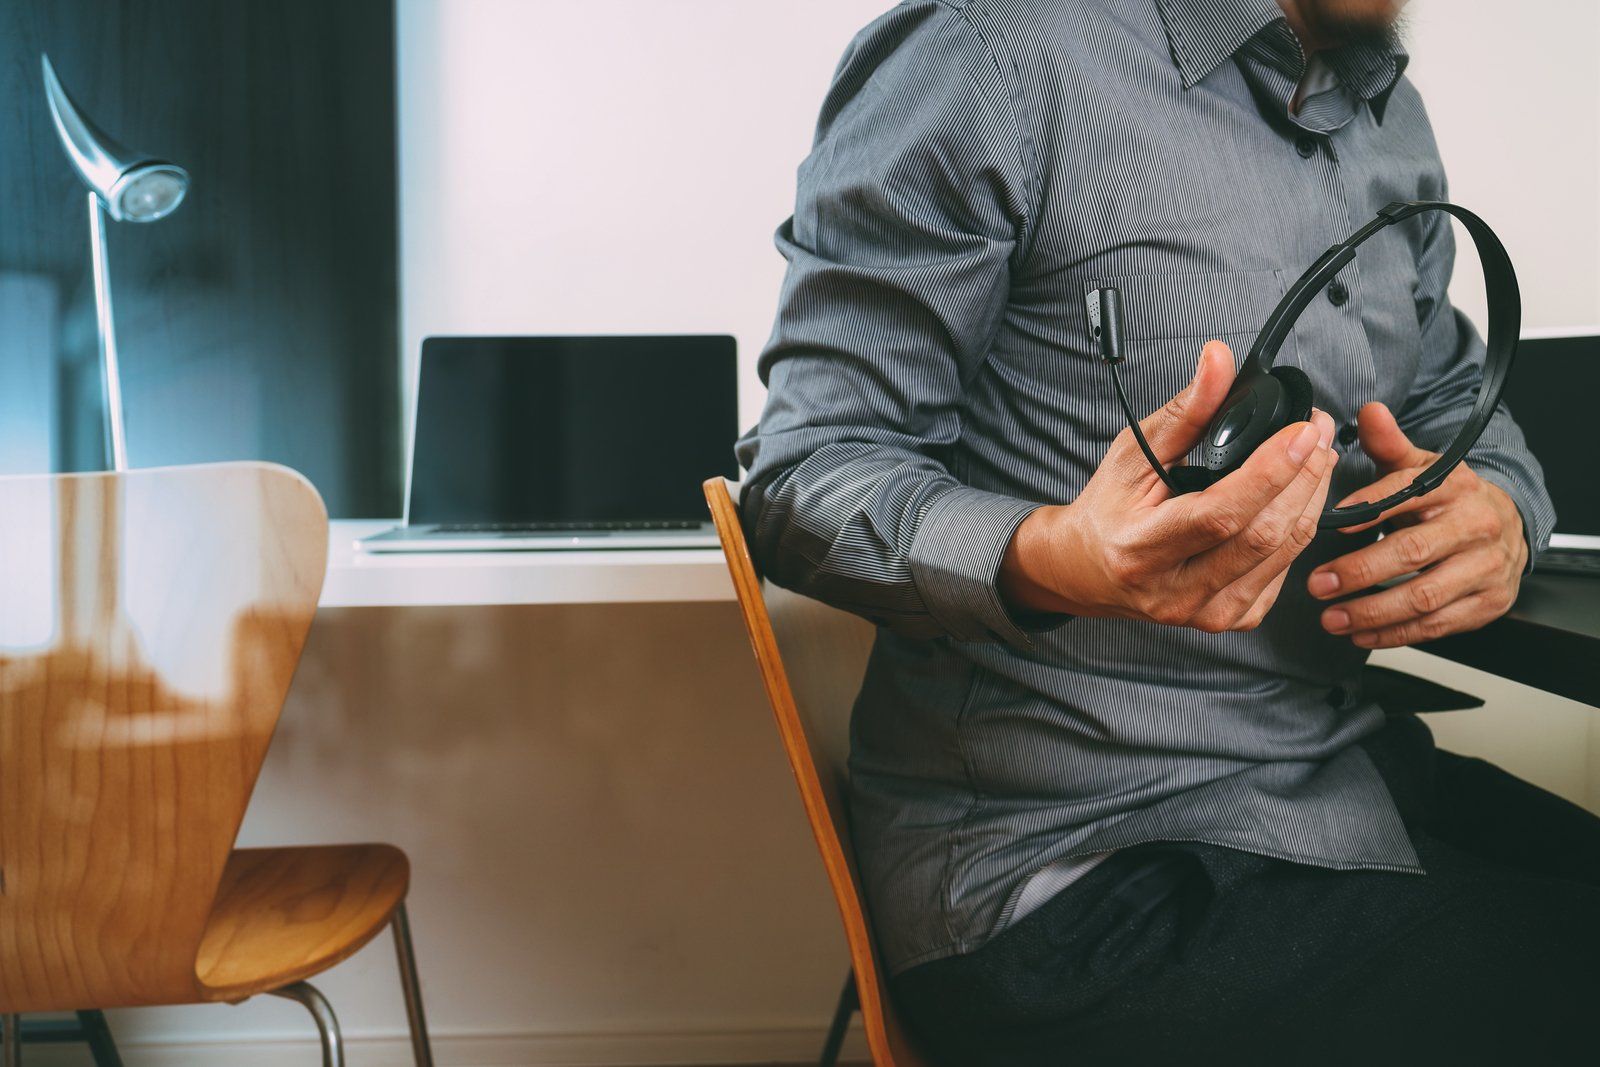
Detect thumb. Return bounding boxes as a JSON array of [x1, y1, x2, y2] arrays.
[[1357, 402, 1432, 473], [1133, 340, 1237, 465]]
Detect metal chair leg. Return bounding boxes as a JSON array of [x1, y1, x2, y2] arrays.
[[75, 1011, 123, 1067], [270, 981, 344, 1067], [390, 901, 435, 1067], [820, 969, 858, 1067], [2, 1014, 19, 1067]]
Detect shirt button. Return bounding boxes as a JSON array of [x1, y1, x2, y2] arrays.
[[1338, 422, 1359, 447], [1295, 134, 1318, 158], [1327, 279, 1350, 307]]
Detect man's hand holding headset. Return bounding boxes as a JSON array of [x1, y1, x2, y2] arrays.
[[1000, 340, 1337, 631], [1307, 402, 1528, 649]]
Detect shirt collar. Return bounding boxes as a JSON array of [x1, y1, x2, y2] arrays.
[[1154, 0, 1408, 122], [1155, 0, 1284, 89], [1328, 36, 1409, 122]]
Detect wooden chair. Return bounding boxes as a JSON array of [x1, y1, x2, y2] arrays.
[[704, 478, 929, 1067], [0, 463, 432, 1067]]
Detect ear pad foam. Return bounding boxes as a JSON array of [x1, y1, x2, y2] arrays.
[[1269, 365, 1314, 424]]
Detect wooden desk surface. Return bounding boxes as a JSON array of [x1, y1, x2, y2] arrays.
[[1420, 573, 1600, 708]]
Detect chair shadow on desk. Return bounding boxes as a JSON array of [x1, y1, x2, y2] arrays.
[[0, 463, 433, 1067]]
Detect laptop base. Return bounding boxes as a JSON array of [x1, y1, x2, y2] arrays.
[[358, 524, 720, 553]]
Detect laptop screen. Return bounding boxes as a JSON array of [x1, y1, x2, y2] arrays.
[[408, 335, 738, 525], [1501, 333, 1599, 536]]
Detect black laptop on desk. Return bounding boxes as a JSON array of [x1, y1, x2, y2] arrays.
[[360, 335, 737, 552], [1503, 329, 1600, 577]]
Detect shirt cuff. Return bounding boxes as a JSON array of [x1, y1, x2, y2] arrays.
[[907, 485, 1071, 648]]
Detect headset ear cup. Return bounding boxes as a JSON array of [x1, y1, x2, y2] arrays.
[[1168, 465, 1221, 495], [1269, 366, 1314, 424]]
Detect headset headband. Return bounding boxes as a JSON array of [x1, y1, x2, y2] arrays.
[[1248, 201, 1520, 527]]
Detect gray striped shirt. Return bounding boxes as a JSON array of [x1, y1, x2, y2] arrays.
[[736, 0, 1554, 975]]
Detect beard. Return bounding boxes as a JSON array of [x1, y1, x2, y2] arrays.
[[1298, 0, 1406, 46]]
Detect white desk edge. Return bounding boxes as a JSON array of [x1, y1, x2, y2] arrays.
[[321, 520, 735, 608]]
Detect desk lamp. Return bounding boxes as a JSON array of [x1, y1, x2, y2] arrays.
[[42, 55, 190, 472]]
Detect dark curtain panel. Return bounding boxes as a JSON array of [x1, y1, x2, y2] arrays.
[[0, 0, 400, 516]]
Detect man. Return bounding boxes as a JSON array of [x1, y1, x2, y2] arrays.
[[738, 0, 1600, 1061]]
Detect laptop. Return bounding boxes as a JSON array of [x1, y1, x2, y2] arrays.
[[360, 335, 737, 552], [1503, 328, 1600, 577]]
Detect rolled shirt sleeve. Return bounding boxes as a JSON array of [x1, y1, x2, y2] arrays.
[[1398, 205, 1556, 567], [735, 2, 1066, 647]]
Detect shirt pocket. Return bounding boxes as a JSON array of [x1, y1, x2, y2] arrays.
[[1069, 269, 1295, 440]]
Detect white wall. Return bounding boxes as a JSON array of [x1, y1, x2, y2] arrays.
[[82, 3, 1600, 1064], [397, 0, 889, 442], [1403, 0, 1600, 331]]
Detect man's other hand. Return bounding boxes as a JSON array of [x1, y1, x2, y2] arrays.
[[1307, 401, 1528, 649], [1000, 340, 1336, 632]]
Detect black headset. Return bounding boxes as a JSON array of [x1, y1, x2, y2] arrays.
[[1088, 200, 1520, 529]]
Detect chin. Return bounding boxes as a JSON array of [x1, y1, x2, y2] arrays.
[[1304, 0, 1406, 38]]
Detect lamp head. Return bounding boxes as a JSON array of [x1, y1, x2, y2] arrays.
[[42, 54, 189, 222]]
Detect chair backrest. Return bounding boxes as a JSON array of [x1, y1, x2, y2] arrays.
[[0, 462, 327, 1012], [704, 478, 928, 1067]]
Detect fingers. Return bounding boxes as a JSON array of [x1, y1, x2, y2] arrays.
[[1317, 549, 1496, 636], [1334, 462, 1468, 534], [1187, 413, 1336, 628], [1307, 513, 1477, 598], [1343, 592, 1504, 650], [1187, 411, 1335, 593], [1109, 341, 1236, 481], [1243, 569, 1292, 629], [1357, 401, 1433, 473], [1149, 418, 1323, 565], [1331, 466, 1429, 533], [1331, 404, 1446, 534]]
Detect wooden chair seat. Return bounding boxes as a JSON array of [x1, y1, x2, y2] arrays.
[[196, 845, 410, 1002], [1, 465, 433, 1064]]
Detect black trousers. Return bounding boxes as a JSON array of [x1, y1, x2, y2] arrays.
[[893, 714, 1600, 1066]]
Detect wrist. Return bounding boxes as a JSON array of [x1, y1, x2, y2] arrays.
[[999, 504, 1084, 616], [1480, 476, 1530, 571]]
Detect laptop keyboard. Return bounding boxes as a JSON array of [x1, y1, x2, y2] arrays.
[[433, 520, 702, 533], [1535, 548, 1600, 578]]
